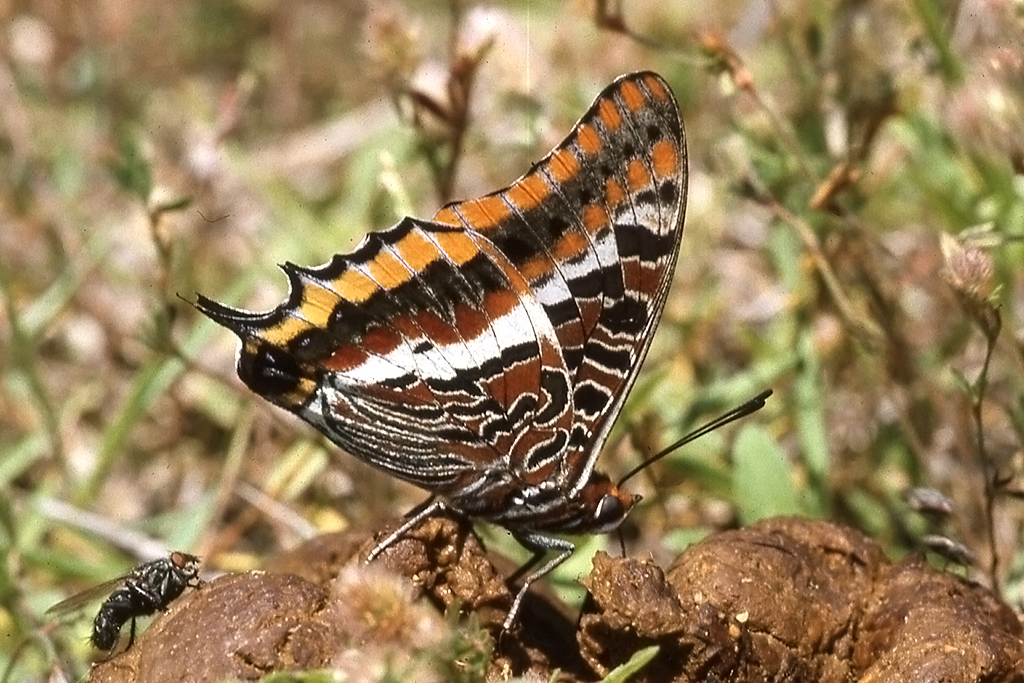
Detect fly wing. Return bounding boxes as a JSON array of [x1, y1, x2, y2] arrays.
[[46, 575, 130, 618]]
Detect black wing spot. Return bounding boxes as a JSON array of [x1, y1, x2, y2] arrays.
[[500, 233, 539, 264], [291, 328, 338, 361], [604, 296, 648, 335], [574, 383, 609, 418], [242, 344, 304, 397], [636, 189, 657, 207], [659, 179, 678, 205], [585, 342, 632, 375], [548, 216, 571, 240]]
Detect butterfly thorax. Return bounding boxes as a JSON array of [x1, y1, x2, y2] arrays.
[[450, 469, 638, 535]]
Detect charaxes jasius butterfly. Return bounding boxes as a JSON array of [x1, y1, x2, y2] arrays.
[[198, 71, 691, 629]]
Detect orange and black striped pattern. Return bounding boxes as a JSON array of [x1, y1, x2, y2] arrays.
[[197, 71, 687, 628]]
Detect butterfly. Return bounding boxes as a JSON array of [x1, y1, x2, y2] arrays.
[[197, 71, 687, 629]]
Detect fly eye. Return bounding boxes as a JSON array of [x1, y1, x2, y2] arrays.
[[592, 493, 628, 533]]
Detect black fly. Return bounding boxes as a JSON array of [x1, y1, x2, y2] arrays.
[[47, 551, 202, 653]]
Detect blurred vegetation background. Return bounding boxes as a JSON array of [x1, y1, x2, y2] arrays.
[[1, 0, 1022, 680]]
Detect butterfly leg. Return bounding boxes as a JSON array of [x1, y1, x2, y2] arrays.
[[505, 532, 574, 631], [366, 497, 451, 562]]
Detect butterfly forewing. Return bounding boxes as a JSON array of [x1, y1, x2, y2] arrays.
[[196, 71, 686, 529], [433, 72, 686, 495], [303, 219, 570, 496]]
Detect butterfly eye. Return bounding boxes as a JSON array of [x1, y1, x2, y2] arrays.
[[592, 493, 631, 533]]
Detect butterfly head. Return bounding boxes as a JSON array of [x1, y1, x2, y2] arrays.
[[556, 472, 641, 535]]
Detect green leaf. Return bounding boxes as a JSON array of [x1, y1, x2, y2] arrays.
[[733, 424, 801, 525], [106, 130, 152, 201], [601, 645, 659, 683], [795, 331, 830, 514]]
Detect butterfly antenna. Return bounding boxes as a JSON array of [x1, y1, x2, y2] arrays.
[[618, 388, 773, 487]]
